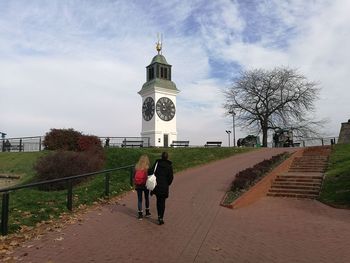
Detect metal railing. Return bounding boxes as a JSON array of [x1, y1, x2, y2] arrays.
[[1, 136, 44, 152], [293, 136, 338, 147], [0, 165, 134, 235], [1, 136, 151, 152]]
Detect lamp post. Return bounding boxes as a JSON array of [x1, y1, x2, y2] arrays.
[[229, 110, 236, 147], [225, 130, 231, 147]]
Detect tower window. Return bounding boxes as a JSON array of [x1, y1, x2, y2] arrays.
[[160, 67, 168, 79], [148, 67, 154, 80]]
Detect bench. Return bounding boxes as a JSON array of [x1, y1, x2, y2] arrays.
[[205, 141, 222, 147], [170, 140, 189, 147], [121, 140, 144, 148], [2, 144, 23, 152], [10, 144, 23, 151]]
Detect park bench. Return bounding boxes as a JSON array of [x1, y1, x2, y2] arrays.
[[2, 144, 23, 152], [121, 140, 144, 148], [204, 141, 222, 147], [170, 140, 189, 147], [10, 144, 23, 151]]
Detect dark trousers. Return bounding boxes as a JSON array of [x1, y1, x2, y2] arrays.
[[136, 188, 149, 212], [156, 196, 166, 219]]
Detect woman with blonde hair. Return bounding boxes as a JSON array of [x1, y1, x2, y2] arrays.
[[134, 155, 151, 220]]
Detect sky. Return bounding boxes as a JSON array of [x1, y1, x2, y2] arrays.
[[1, 0, 349, 146]]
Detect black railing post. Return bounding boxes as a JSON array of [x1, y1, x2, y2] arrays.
[[1, 192, 10, 235], [105, 173, 110, 197], [39, 137, 42, 151], [321, 138, 324, 146], [67, 180, 73, 211], [19, 139, 23, 152]]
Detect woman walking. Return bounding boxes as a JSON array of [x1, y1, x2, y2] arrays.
[[151, 152, 173, 225], [134, 155, 151, 220]]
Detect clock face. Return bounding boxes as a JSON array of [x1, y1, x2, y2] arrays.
[[156, 97, 176, 121], [142, 97, 155, 121]]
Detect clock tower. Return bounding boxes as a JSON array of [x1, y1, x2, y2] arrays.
[[138, 40, 179, 147]]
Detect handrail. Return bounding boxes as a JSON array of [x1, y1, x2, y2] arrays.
[[1, 164, 135, 235], [0, 165, 134, 193]]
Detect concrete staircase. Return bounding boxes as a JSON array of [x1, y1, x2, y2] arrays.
[[267, 146, 331, 199]]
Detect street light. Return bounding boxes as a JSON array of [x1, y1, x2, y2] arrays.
[[225, 130, 231, 147], [0, 132, 6, 139], [229, 110, 236, 147]]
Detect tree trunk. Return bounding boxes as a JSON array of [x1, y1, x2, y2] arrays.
[[262, 126, 268, 147]]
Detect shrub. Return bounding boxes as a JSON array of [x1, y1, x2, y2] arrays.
[[78, 135, 103, 152], [43, 128, 82, 151], [230, 153, 288, 191], [34, 151, 105, 191]]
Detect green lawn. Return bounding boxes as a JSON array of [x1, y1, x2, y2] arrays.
[[0, 147, 251, 234], [0, 151, 46, 184], [320, 144, 350, 208]]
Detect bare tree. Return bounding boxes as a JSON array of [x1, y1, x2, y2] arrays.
[[223, 67, 323, 147]]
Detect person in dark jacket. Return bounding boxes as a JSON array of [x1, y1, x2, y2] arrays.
[[151, 152, 173, 225]]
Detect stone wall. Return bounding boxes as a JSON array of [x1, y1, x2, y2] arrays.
[[338, 120, 350, 144]]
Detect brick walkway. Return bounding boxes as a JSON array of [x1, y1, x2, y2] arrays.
[[12, 148, 350, 262]]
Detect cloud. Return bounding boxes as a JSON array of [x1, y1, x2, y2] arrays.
[[199, 0, 350, 137], [1, 0, 349, 146]]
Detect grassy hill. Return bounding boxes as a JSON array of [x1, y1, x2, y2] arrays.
[[320, 144, 350, 208], [0, 147, 250, 233]]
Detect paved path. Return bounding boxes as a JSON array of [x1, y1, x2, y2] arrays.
[[12, 148, 350, 262]]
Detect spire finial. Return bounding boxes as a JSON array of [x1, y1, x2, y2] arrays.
[[156, 33, 163, 54]]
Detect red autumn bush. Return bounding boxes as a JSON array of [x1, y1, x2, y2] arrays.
[[43, 128, 82, 151], [34, 150, 105, 191], [78, 135, 103, 152]]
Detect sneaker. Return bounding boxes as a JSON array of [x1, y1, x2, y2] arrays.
[[138, 211, 143, 220], [145, 209, 151, 218], [158, 218, 164, 225]]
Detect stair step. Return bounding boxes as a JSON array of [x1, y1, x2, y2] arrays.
[[291, 164, 327, 166], [291, 166, 327, 168], [292, 159, 328, 162], [272, 181, 322, 187], [275, 178, 322, 184], [267, 193, 318, 199], [271, 185, 320, 190], [290, 168, 326, 170], [269, 188, 319, 195], [281, 172, 323, 175], [277, 175, 323, 179], [293, 157, 328, 159], [288, 171, 325, 174]]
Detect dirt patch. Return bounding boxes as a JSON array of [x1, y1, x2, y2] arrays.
[[222, 148, 304, 209], [0, 174, 21, 189]]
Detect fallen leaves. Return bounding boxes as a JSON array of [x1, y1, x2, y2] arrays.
[[0, 193, 127, 261]]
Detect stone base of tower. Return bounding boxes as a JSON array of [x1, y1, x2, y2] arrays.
[[338, 120, 350, 144], [141, 131, 177, 147]]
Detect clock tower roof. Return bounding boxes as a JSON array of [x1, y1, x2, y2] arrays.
[[150, 54, 169, 65]]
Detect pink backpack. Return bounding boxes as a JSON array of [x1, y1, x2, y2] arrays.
[[134, 170, 147, 185]]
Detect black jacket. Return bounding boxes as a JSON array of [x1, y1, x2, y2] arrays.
[[151, 159, 173, 198]]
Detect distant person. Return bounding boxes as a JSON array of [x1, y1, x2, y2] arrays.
[[105, 137, 110, 148], [133, 155, 151, 220], [5, 139, 11, 152], [151, 152, 173, 225], [285, 137, 291, 147]]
